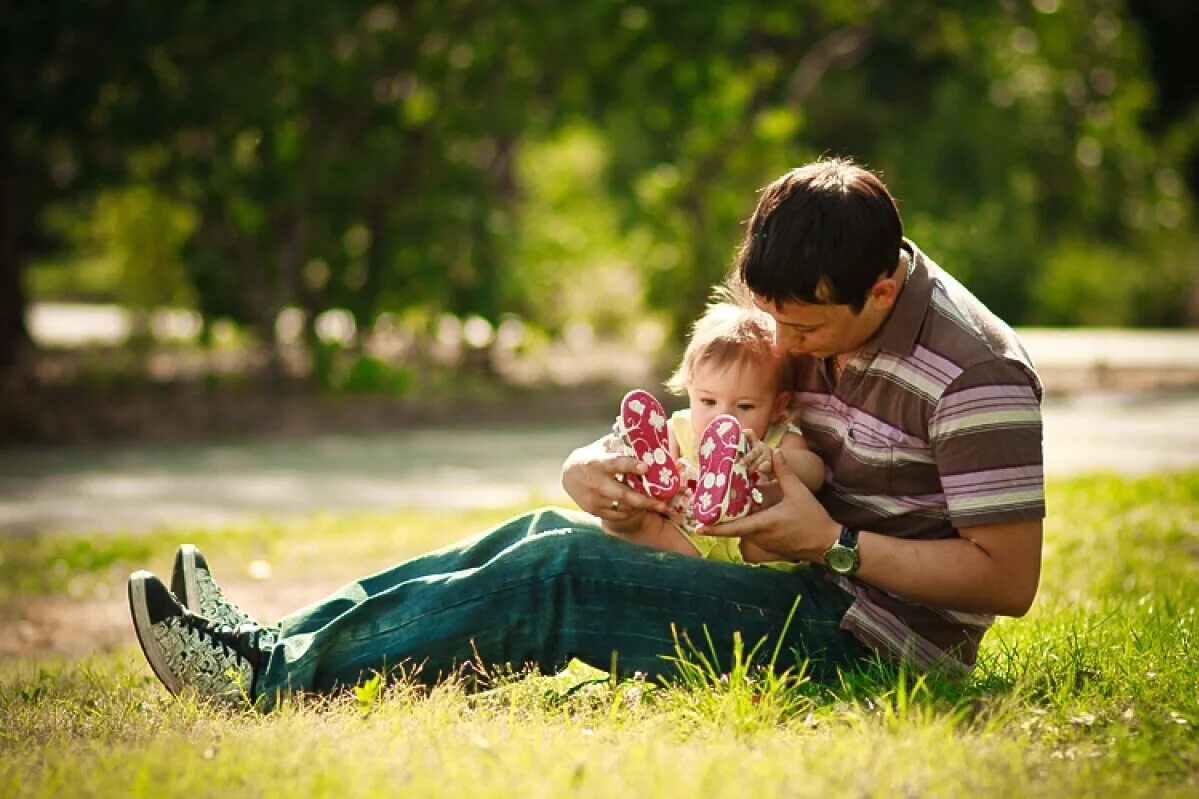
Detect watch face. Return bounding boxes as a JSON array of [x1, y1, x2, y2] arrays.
[[827, 547, 855, 573]]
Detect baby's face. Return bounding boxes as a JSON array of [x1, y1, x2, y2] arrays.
[[687, 358, 786, 442]]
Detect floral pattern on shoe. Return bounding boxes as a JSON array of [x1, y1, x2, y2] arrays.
[[611, 389, 681, 500], [692, 414, 763, 526]]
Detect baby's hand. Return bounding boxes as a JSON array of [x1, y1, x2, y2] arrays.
[[739, 431, 773, 474]]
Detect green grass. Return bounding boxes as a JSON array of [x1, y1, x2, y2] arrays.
[[2, 472, 1198, 797], [0, 505, 532, 603]]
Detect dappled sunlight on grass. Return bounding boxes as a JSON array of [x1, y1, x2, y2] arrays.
[[0, 505, 535, 604]]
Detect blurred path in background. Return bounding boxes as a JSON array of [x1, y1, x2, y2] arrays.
[[4, 386, 1198, 536], [7, 319, 1199, 535], [2, 421, 602, 534]]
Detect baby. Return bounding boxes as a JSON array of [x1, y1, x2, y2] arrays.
[[605, 298, 825, 565]]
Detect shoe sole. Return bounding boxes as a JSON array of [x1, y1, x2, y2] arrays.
[[172, 544, 200, 614], [617, 389, 680, 500], [693, 415, 745, 526], [128, 571, 183, 696]]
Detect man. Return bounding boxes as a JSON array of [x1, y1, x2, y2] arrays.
[[569, 158, 1044, 671], [128, 158, 1043, 706]]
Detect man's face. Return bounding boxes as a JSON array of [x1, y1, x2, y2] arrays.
[[752, 298, 864, 359], [752, 276, 899, 359]]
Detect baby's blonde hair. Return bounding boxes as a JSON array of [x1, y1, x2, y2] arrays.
[[665, 285, 793, 396]]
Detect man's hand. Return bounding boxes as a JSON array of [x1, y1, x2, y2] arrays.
[[562, 437, 669, 522], [700, 448, 839, 562]]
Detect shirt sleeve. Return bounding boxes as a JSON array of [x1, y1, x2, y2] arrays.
[[928, 359, 1045, 528], [762, 419, 803, 447]]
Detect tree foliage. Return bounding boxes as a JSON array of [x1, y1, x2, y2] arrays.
[[5, 0, 1195, 372]]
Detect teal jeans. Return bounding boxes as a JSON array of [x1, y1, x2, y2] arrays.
[[254, 508, 869, 705]]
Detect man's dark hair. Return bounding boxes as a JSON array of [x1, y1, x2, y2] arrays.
[[735, 158, 903, 312]]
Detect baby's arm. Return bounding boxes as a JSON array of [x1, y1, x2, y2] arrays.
[[739, 538, 778, 564], [602, 511, 700, 556], [752, 432, 824, 492]]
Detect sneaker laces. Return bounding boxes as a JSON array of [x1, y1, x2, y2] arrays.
[[175, 611, 264, 670]]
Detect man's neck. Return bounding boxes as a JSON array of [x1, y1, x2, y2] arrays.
[[837, 249, 911, 367]]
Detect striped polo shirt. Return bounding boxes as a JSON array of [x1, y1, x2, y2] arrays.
[[790, 240, 1045, 671]]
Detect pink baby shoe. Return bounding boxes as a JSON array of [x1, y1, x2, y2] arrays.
[[612, 389, 681, 501], [692, 414, 762, 526]]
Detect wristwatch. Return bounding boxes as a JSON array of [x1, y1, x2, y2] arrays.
[[823, 525, 860, 576]]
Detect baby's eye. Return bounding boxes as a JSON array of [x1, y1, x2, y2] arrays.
[[699, 398, 716, 406], [737, 403, 756, 412]]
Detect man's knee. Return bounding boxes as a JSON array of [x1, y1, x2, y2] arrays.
[[518, 524, 693, 592], [524, 506, 603, 538], [510, 522, 630, 583]]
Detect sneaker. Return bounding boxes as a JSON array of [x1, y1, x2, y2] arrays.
[[692, 414, 762, 526], [612, 389, 681, 500], [170, 544, 258, 630], [128, 570, 260, 704]]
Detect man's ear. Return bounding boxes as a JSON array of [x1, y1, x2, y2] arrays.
[[869, 274, 900, 312]]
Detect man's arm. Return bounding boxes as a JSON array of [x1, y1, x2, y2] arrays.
[[839, 519, 1041, 617], [705, 450, 1043, 616]]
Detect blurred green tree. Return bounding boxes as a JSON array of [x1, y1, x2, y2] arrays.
[[82, 186, 196, 314], [152, 1, 553, 367], [2, 0, 200, 366], [6, 0, 1196, 379], [584, 0, 1195, 336]]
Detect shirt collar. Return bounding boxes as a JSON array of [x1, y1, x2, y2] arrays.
[[865, 239, 933, 357]]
